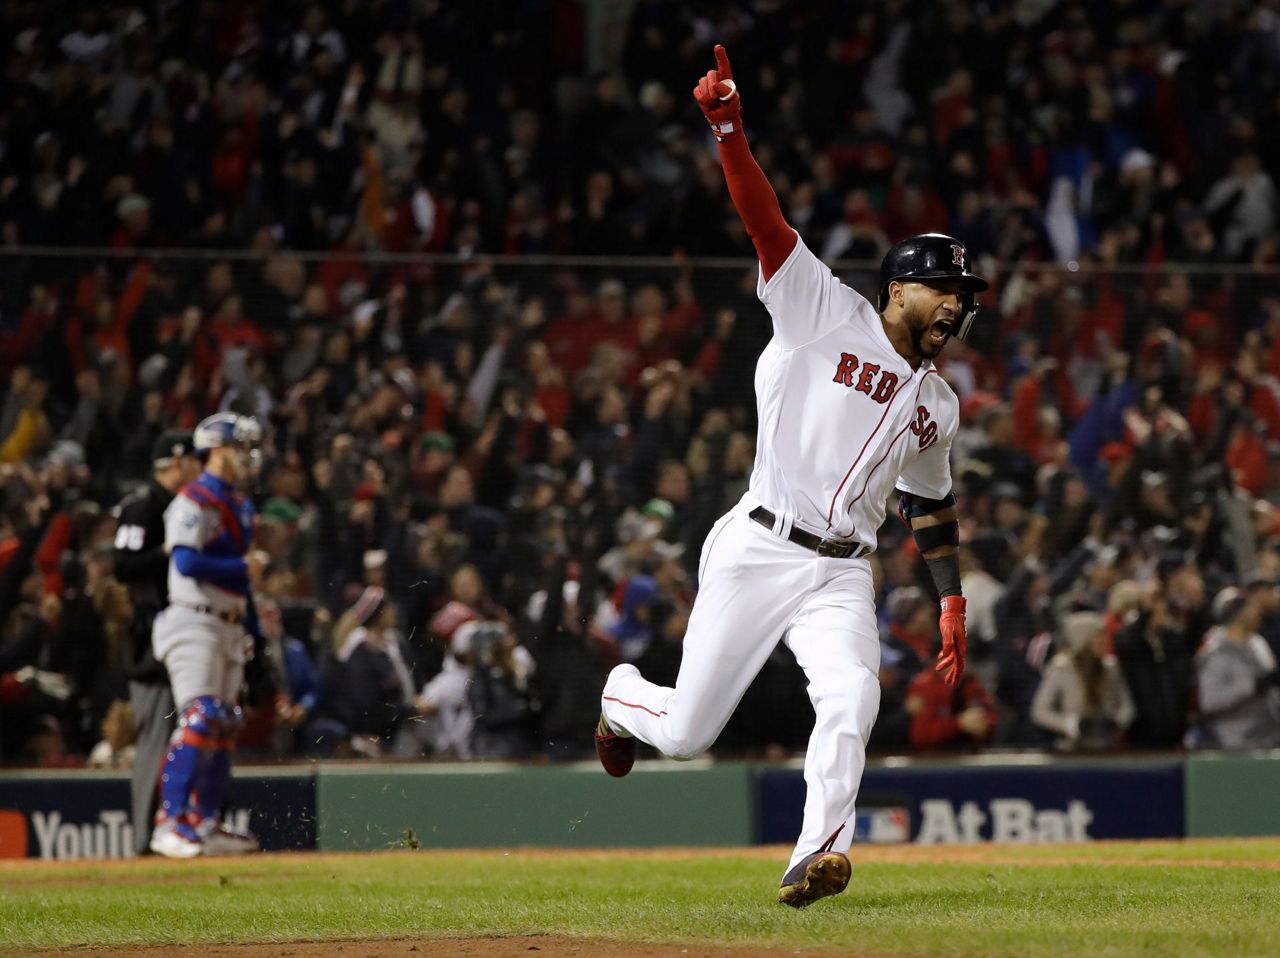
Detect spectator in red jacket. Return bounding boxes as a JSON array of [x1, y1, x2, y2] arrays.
[[905, 662, 998, 752]]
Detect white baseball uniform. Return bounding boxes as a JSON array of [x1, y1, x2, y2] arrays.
[[601, 234, 957, 876], [152, 476, 255, 708]]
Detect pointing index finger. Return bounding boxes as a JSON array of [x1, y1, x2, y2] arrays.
[[714, 44, 733, 81]]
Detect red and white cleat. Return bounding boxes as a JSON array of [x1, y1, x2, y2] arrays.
[[594, 713, 637, 778]]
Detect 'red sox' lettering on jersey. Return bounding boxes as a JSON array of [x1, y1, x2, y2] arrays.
[[749, 237, 959, 543], [911, 405, 939, 450], [831, 353, 899, 404]]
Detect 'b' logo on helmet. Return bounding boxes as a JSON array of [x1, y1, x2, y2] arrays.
[[950, 244, 965, 266]]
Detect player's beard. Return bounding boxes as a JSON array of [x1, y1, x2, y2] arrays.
[[909, 304, 952, 359]]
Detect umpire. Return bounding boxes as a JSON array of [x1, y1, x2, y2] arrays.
[[111, 431, 202, 855]]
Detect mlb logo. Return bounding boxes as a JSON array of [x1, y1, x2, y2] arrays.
[[853, 806, 910, 844]]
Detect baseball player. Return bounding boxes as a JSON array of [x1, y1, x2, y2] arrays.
[[595, 46, 984, 908], [149, 412, 265, 858], [111, 430, 202, 855]]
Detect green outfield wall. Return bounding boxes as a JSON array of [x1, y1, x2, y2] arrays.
[[4, 753, 1278, 858], [314, 761, 757, 850], [1184, 754, 1280, 837]]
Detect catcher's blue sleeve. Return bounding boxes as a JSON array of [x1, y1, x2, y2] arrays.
[[171, 546, 249, 591]]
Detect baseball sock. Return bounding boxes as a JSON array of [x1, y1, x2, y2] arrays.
[[190, 745, 232, 823]]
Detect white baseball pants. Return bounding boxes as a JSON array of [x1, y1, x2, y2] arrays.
[[601, 501, 881, 877], [152, 606, 249, 708]]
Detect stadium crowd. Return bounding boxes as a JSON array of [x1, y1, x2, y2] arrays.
[[2, 1, 1280, 765]]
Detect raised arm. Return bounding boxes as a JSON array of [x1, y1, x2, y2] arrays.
[[693, 45, 797, 281]]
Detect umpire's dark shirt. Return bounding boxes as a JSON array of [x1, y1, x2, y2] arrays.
[[111, 478, 174, 682]]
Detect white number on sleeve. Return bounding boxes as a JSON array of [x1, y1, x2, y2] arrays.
[[114, 525, 146, 551]]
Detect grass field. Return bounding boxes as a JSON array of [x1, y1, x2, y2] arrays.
[[3, 840, 1279, 957]]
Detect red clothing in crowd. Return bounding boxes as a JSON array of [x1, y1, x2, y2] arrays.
[[35, 512, 72, 596], [64, 261, 153, 381], [543, 310, 606, 373], [906, 669, 998, 750], [883, 184, 950, 241], [1188, 382, 1280, 444], [534, 384, 571, 429], [1227, 426, 1269, 496], [1, 301, 59, 375], [889, 622, 932, 666]]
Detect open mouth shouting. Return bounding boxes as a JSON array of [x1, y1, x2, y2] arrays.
[[927, 315, 954, 349]]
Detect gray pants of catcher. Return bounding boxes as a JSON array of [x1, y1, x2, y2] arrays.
[[128, 680, 176, 855]]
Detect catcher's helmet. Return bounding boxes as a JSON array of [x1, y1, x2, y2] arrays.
[[192, 412, 263, 454], [878, 233, 989, 341]]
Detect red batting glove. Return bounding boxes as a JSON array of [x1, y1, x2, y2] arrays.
[[936, 595, 968, 687], [693, 44, 741, 141]]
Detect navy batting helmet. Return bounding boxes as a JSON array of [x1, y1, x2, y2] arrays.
[[878, 233, 989, 341]]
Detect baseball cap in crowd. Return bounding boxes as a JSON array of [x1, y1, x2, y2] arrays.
[[1120, 148, 1156, 175], [45, 439, 85, 469], [348, 585, 387, 627], [363, 549, 387, 571], [431, 600, 477, 643], [116, 193, 151, 220], [1212, 586, 1246, 624], [886, 586, 925, 622], [420, 431, 455, 453], [261, 497, 302, 524], [641, 498, 675, 525], [613, 499, 676, 545], [151, 431, 195, 468]]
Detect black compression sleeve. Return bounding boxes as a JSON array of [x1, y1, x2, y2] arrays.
[[925, 552, 963, 598]]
